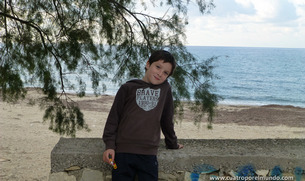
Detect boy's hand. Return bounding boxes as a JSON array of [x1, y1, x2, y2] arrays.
[[178, 143, 184, 149], [102, 149, 115, 164]]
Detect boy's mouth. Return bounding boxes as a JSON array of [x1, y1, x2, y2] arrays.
[[154, 75, 160, 81]]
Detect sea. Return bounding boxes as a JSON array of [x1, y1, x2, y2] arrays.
[[186, 46, 305, 108], [103, 46, 305, 108], [24, 46, 305, 108]]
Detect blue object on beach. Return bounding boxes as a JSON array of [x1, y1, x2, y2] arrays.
[[190, 164, 218, 181], [294, 167, 303, 181], [236, 164, 256, 179], [271, 166, 283, 177], [190, 172, 200, 181]]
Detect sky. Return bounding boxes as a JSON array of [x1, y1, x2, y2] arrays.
[[185, 0, 305, 48]]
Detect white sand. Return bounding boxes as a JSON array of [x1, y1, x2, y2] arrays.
[[1, 90, 304, 180]]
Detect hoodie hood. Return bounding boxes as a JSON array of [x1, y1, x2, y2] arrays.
[[126, 78, 169, 87]]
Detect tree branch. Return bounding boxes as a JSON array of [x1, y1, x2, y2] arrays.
[[0, 11, 65, 95], [109, 0, 153, 51]]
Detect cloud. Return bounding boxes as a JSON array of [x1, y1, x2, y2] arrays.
[[185, 0, 305, 48], [210, 0, 298, 24], [211, 0, 256, 17]]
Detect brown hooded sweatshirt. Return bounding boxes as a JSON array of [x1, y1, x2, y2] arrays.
[[102, 79, 179, 155]]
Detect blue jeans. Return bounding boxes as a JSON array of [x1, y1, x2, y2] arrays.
[[112, 153, 158, 181]]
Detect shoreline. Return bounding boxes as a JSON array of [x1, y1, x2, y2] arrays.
[[1, 89, 305, 180], [218, 102, 305, 109], [27, 87, 305, 109]]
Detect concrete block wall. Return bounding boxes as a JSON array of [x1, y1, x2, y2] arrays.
[[50, 138, 305, 181]]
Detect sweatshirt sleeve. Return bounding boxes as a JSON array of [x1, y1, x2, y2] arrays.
[[102, 85, 126, 150], [160, 88, 179, 149]]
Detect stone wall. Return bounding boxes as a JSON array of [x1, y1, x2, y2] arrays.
[[49, 138, 305, 181]]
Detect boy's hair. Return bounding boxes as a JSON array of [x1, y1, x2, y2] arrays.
[[146, 50, 176, 77]]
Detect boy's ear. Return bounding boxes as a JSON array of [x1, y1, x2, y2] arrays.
[[145, 61, 150, 69]]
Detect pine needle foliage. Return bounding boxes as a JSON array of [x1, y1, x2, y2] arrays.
[[0, 0, 219, 137]]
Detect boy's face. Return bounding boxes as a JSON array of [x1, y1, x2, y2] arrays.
[[143, 60, 172, 85]]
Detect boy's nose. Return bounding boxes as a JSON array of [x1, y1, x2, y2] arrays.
[[157, 70, 162, 77]]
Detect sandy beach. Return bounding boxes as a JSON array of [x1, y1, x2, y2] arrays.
[[1, 88, 305, 180]]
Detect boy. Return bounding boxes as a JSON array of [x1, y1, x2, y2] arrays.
[[102, 50, 183, 181]]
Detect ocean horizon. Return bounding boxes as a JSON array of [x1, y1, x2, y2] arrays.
[[102, 46, 305, 108], [186, 46, 305, 108]]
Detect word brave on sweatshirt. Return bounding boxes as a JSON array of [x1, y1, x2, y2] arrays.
[[136, 88, 160, 111]]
